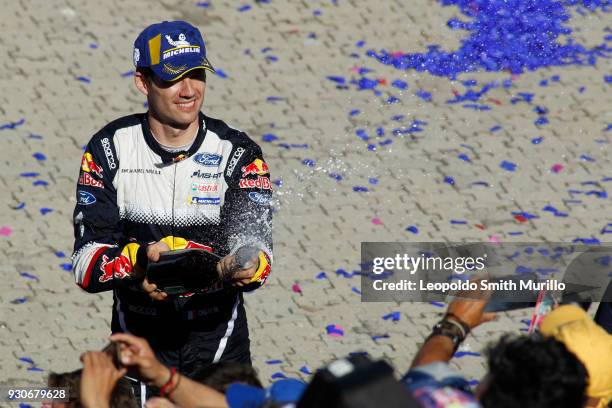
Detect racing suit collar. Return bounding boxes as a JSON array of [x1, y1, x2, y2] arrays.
[[141, 112, 208, 164]]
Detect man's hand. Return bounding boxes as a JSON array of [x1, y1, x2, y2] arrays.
[[110, 333, 170, 387], [217, 253, 259, 287], [80, 351, 127, 408], [447, 282, 497, 330], [145, 397, 179, 408], [141, 240, 171, 300]]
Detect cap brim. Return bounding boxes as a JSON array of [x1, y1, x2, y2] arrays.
[[151, 56, 216, 82]]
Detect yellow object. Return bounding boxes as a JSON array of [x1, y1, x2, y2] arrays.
[[250, 251, 271, 284], [121, 242, 140, 266], [540, 305, 612, 408], [148, 34, 161, 65]]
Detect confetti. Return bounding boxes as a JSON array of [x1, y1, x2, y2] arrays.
[[32, 153, 47, 161], [291, 284, 302, 294], [551, 163, 564, 173], [271, 372, 287, 379], [500, 160, 517, 171], [76, 76, 91, 83], [266, 359, 283, 365], [316, 272, 327, 279], [262, 133, 278, 142], [40, 208, 53, 215], [371, 218, 382, 225], [382, 312, 400, 321], [405, 226, 419, 234], [19, 272, 39, 281], [454, 351, 481, 358], [299, 366, 312, 375], [0, 118, 25, 130], [326, 324, 345, 337], [352, 186, 369, 192], [0, 226, 13, 236], [351, 287, 362, 295]]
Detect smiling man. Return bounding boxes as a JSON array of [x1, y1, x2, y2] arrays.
[[70, 20, 273, 401]]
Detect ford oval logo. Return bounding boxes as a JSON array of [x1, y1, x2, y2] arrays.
[[77, 190, 97, 206], [248, 192, 271, 205], [193, 153, 222, 167]]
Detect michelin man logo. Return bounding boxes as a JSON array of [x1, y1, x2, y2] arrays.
[[133, 48, 140, 65], [165, 33, 191, 47]]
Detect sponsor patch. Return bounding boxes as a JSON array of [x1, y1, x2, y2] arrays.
[[78, 172, 104, 189], [77, 190, 97, 206], [191, 182, 219, 193], [193, 153, 222, 167], [248, 191, 271, 205], [191, 170, 222, 179], [239, 176, 272, 190], [99, 254, 132, 283], [101, 137, 117, 170], [241, 159, 269, 177], [226, 147, 245, 177], [191, 196, 221, 205], [81, 152, 103, 177]]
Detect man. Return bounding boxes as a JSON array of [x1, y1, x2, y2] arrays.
[[70, 20, 273, 383], [403, 287, 589, 408]]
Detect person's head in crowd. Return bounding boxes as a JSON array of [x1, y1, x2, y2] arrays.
[[46, 369, 138, 408], [541, 304, 612, 408], [475, 334, 588, 408], [192, 362, 263, 393]]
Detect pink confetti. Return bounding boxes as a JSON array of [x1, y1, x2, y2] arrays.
[[0, 226, 12, 236], [488, 234, 501, 243], [371, 217, 382, 225], [551, 163, 564, 173], [292, 283, 302, 294]]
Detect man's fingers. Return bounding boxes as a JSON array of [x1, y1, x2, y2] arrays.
[[482, 312, 497, 323]]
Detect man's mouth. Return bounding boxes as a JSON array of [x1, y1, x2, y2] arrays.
[[176, 100, 196, 111]]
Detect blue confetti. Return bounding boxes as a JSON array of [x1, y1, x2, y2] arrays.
[[391, 79, 409, 90], [215, 69, 228, 78], [60, 263, 72, 271], [262, 133, 278, 142], [76, 76, 91, 83], [19, 272, 39, 281], [271, 372, 287, 379], [450, 219, 467, 225], [490, 125, 502, 133], [302, 159, 316, 167], [266, 55, 278, 62], [368, 178, 378, 185], [238, 5, 251, 11], [382, 312, 401, 321], [352, 287, 362, 295], [27, 367, 44, 372], [500, 161, 517, 172], [326, 324, 345, 336], [353, 186, 369, 192], [33, 180, 49, 186], [458, 153, 471, 162], [454, 351, 481, 358], [372, 334, 390, 341], [29, 133, 43, 139], [542, 205, 568, 217], [386, 96, 400, 104], [121, 70, 135, 77], [329, 173, 343, 181], [535, 117, 549, 126], [266, 359, 283, 365], [14, 203, 25, 210], [196, 1, 210, 7], [580, 154, 595, 162], [349, 109, 361, 116], [405, 226, 419, 234], [272, 179, 282, 187], [316, 272, 328, 279], [429, 301, 445, 308], [531, 136, 544, 144], [0, 118, 25, 130], [444, 176, 455, 185], [313, 9, 322, 16], [55, 251, 66, 258], [40, 208, 53, 215], [512, 211, 538, 219], [356, 40, 366, 48], [463, 103, 491, 111], [32, 153, 47, 161], [366, 1, 611, 78], [415, 90, 432, 102], [299, 366, 312, 375], [266, 96, 285, 102]]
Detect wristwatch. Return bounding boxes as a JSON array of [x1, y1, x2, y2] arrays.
[[429, 316, 470, 351]]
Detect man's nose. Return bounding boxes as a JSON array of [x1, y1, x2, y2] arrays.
[[179, 78, 196, 98]]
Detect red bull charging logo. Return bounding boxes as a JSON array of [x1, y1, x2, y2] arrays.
[[99, 254, 132, 283], [81, 152, 104, 178], [241, 159, 269, 177]]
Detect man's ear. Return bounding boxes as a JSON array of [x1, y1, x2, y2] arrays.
[[134, 71, 149, 96]]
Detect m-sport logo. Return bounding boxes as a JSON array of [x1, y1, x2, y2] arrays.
[[193, 153, 222, 167]]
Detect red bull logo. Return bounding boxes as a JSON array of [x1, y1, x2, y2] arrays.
[[81, 152, 104, 178], [99, 254, 132, 283], [241, 159, 269, 177]]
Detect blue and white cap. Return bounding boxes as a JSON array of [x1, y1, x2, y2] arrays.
[[133, 20, 216, 81]]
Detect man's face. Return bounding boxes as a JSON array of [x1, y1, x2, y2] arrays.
[[136, 69, 206, 129]]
